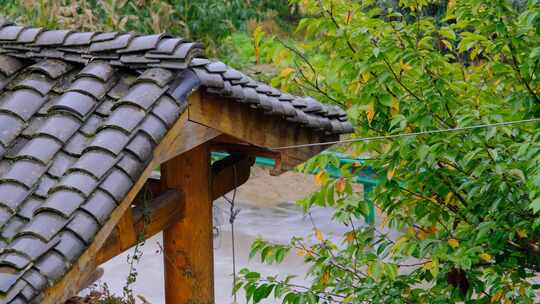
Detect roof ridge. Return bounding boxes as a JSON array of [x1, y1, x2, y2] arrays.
[[0, 21, 204, 70]]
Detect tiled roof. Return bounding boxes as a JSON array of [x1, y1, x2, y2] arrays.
[[0, 19, 352, 303]]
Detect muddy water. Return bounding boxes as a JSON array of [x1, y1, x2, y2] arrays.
[[93, 168, 360, 304]]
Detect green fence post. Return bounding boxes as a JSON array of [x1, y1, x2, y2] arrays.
[[363, 184, 375, 225]]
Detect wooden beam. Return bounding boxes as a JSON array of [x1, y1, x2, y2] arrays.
[[188, 90, 339, 171], [158, 120, 221, 164], [211, 154, 254, 200], [161, 143, 214, 304], [96, 189, 183, 265], [42, 113, 190, 304]]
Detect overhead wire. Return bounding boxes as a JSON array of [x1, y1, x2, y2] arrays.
[[270, 117, 540, 150]]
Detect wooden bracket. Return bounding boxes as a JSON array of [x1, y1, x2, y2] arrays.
[[211, 153, 255, 200], [96, 188, 184, 265]]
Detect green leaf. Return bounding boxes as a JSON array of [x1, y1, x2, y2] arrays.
[[530, 197, 540, 213]]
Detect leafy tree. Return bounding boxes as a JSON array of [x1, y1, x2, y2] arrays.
[[237, 0, 540, 303]]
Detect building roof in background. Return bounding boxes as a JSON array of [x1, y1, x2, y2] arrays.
[[0, 19, 352, 303]]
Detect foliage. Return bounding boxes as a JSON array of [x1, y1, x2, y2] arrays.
[[0, 0, 296, 55], [237, 0, 540, 303]]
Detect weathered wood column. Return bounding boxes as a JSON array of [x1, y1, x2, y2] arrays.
[[161, 143, 214, 303]]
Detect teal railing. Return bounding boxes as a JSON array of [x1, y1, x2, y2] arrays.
[[211, 151, 380, 224]]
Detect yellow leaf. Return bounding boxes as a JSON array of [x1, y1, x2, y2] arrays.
[[280, 67, 295, 78], [366, 102, 375, 125], [428, 226, 438, 234], [314, 171, 326, 186], [423, 259, 439, 277], [297, 249, 306, 257], [321, 271, 330, 285], [400, 61, 412, 72], [361, 72, 370, 83], [380, 215, 390, 229], [336, 177, 346, 193], [391, 97, 399, 117], [517, 229, 527, 239], [445, 192, 457, 206], [345, 231, 355, 244], [386, 168, 395, 181], [315, 229, 324, 241], [448, 238, 459, 249], [480, 252, 493, 262], [491, 291, 503, 303], [441, 39, 453, 50]]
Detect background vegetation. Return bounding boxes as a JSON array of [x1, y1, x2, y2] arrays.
[[4, 0, 540, 303]]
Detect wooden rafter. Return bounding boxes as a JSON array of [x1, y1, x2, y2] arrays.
[[188, 90, 339, 172]]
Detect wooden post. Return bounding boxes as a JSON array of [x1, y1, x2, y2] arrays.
[[161, 143, 214, 304]]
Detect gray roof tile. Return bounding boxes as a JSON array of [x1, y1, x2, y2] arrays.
[[139, 114, 167, 145], [33, 30, 72, 46], [63, 132, 90, 157], [50, 91, 97, 118], [102, 105, 146, 134], [87, 128, 130, 156], [98, 169, 133, 203], [12, 75, 54, 96], [16, 28, 42, 44], [36, 114, 81, 143], [89, 33, 134, 53], [2, 160, 46, 188], [79, 114, 103, 136], [78, 62, 114, 82], [65, 211, 99, 244], [17, 196, 42, 220], [120, 34, 164, 53], [54, 231, 84, 262], [138, 68, 174, 87], [54, 172, 98, 198], [125, 133, 154, 162], [0, 253, 30, 270], [36, 190, 84, 218], [21, 270, 47, 294], [17, 137, 62, 164], [20, 211, 65, 241], [2, 216, 27, 240], [0, 26, 25, 41], [0, 89, 47, 121], [0, 114, 25, 147], [27, 59, 71, 79], [48, 152, 76, 178], [34, 251, 67, 281], [150, 38, 184, 54], [0, 182, 29, 211], [116, 153, 144, 181], [118, 82, 166, 110], [81, 190, 116, 225], [68, 77, 110, 100], [152, 95, 181, 127], [10, 235, 52, 261], [70, 150, 117, 179], [63, 32, 96, 46], [34, 175, 56, 198]]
